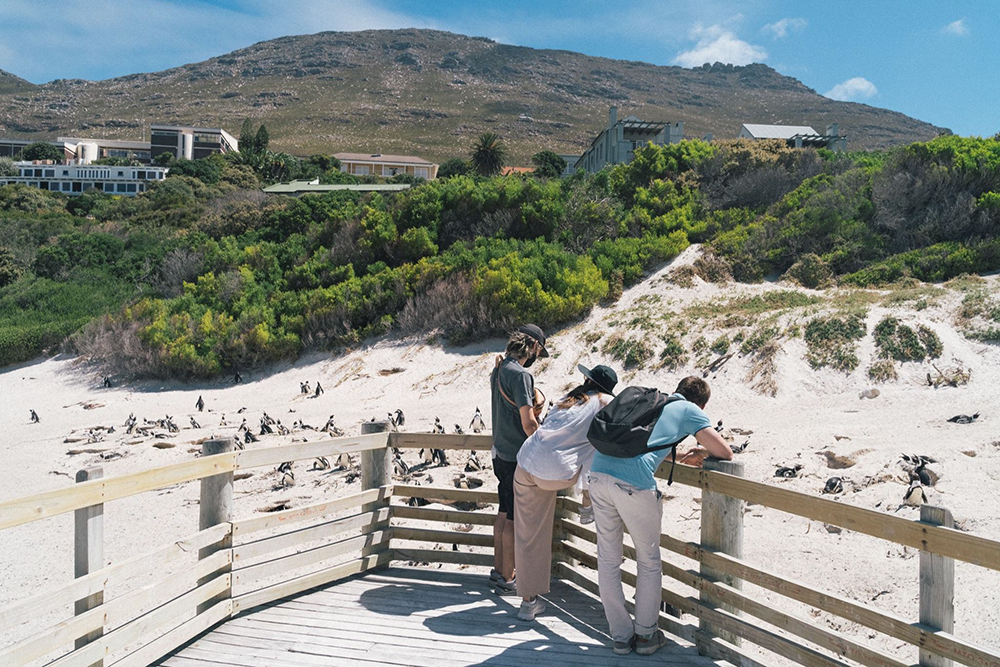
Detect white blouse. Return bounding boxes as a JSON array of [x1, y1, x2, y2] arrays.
[[516, 392, 609, 482]]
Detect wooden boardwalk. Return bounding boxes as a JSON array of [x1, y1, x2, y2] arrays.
[[160, 566, 723, 666]]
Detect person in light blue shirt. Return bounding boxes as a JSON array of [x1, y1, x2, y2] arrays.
[[589, 376, 733, 656]]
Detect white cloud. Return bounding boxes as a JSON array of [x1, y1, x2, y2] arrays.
[[942, 19, 969, 36], [672, 24, 767, 68], [761, 18, 807, 39], [823, 77, 878, 102]]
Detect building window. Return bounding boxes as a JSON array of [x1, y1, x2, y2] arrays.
[[44, 169, 55, 177], [415, 167, 428, 178], [62, 170, 69, 176], [137, 171, 146, 179], [126, 184, 136, 192], [355, 165, 369, 175], [62, 182, 71, 192], [117, 183, 127, 193]]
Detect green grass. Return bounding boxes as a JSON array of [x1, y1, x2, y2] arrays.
[[868, 360, 898, 383], [873, 316, 943, 362], [603, 334, 653, 369], [659, 334, 687, 370]]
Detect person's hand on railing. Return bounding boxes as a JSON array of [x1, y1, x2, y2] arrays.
[[677, 447, 710, 468]]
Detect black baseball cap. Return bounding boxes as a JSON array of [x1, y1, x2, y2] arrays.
[[578, 364, 618, 395], [518, 324, 550, 357]]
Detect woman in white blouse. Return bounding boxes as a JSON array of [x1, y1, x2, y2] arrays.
[[512, 364, 618, 621]]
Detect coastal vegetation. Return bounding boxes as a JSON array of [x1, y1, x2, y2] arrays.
[[1, 134, 998, 378]]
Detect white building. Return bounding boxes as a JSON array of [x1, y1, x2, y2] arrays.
[[738, 123, 847, 151], [1, 162, 168, 196], [334, 153, 438, 180]]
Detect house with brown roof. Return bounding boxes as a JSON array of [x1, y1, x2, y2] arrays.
[[334, 152, 438, 180]]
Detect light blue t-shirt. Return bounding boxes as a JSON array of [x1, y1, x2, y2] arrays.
[[590, 394, 712, 490]]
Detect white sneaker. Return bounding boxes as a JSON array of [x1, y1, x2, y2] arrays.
[[579, 505, 594, 524], [517, 597, 546, 620]]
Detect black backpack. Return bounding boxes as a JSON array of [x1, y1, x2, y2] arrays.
[[587, 387, 689, 484]]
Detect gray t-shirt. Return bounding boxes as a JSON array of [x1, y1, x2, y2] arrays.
[[490, 356, 534, 462]]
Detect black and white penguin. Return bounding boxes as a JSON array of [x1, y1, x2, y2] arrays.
[[393, 452, 409, 476], [314, 382, 324, 397], [947, 413, 979, 424], [313, 457, 330, 471], [469, 408, 485, 434], [394, 409, 405, 428], [774, 464, 803, 478], [233, 371, 242, 384], [903, 482, 926, 506], [454, 424, 464, 435], [823, 477, 844, 494], [433, 417, 445, 435], [465, 450, 483, 472], [189, 416, 201, 429], [219, 414, 227, 427], [336, 453, 352, 469], [195, 396, 204, 412], [30, 409, 39, 423]]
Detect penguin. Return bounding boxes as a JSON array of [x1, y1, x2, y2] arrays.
[[195, 396, 204, 412], [237, 407, 247, 414], [314, 382, 324, 397], [714, 419, 724, 433], [731, 438, 750, 454], [903, 482, 926, 506], [454, 424, 464, 435], [393, 452, 410, 476], [280, 470, 295, 487], [432, 449, 449, 466], [30, 409, 40, 423], [947, 413, 979, 424], [823, 477, 844, 494], [465, 450, 483, 472], [313, 457, 330, 471], [774, 464, 803, 478], [219, 414, 227, 427], [259, 420, 273, 436], [244, 430, 259, 444], [433, 417, 445, 435], [469, 407, 485, 434], [102, 375, 112, 388], [336, 453, 352, 469], [233, 371, 242, 384], [189, 416, 201, 429], [277, 421, 290, 436], [901, 453, 936, 466], [277, 461, 293, 474], [394, 409, 405, 428], [303, 381, 311, 395], [419, 448, 434, 464]]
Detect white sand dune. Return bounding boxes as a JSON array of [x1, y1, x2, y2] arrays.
[[2, 245, 998, 661]]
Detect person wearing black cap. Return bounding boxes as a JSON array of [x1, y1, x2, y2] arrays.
[[511, 363, 618, 621], [489, 324, 549, 596]]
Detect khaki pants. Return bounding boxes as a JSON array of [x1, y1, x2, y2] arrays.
[[513, 466, 579, 599], [588, 471, 663, 641]]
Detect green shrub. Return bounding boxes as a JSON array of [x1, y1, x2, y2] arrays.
[[784, 253, 833, 289], [804, 313, 866, 371], [603, 334, 653, 369], [868, 360, 898, 383], [710, 335, 730, 355], [873, 316, 942, 362], [659, 335, 687, 370]]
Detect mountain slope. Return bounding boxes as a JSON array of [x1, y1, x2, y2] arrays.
[[0, 29, 944, 160]]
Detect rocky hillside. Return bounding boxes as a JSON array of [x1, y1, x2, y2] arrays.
[[0, 29, 945, 161]]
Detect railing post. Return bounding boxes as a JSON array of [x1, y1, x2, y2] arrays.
[[74, 466, 104, 667], [361, 421, 392, 563], [698, 458, 745, 651], [198, 437, 234, 614], [552, 488, 577, 570], [919, 505, 955, 667]]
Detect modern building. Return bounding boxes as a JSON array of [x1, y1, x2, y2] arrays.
[[150, 125, 239, 161], [262, 179, 412, 196], [738, 123, 847, 151], [576, 106, 684, 174], [0, 162, 167, 196], [0, 138, 75, 161], [57, 137, 152, 164], [334, 153, 438, 180]]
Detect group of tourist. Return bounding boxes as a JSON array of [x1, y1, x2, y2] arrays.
[[489, 324, 734, 656]]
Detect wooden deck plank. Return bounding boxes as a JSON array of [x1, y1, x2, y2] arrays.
[[162, 566, 721, 667]]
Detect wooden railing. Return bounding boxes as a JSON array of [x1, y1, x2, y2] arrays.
[[2, 429, 999, 667]]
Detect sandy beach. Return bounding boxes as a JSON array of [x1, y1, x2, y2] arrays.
[[2, 245, 998, 661]]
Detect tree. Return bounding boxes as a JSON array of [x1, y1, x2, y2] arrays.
[[153, 152, 174, 166], [17, 142, 64, 162], [438, 158, 471, 179], [239, 119, 256, 155], [93, 157, 140, 166], [255, 125, 270, 155], [0, 157, 15, 177], [470, 132, 506, 177], [531, 151, 567, 179], [0, 246, 22, 288]]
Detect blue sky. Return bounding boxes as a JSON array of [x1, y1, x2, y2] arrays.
[[0, 0, 996, 136]]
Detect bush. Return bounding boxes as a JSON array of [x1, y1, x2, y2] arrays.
[[784, 253, 833, 289], [603, 334, 653, 369], [873, 316, 942, 362], [659, 335, 687, 370], [804, 314, 866, 371], [868, 359, 898, 383]]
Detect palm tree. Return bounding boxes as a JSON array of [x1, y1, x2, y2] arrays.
[[470, 132, 506, 176]]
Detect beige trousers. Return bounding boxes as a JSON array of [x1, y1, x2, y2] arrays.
[[513, 465, 579, 599]]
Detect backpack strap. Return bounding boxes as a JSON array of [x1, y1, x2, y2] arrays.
[[492, 362, 518, 409], [645, 395, 689, 486]]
